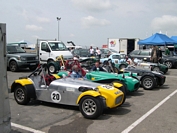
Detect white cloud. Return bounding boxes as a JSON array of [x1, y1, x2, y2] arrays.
[[81, 16, 110, 28], [25, 25, 43, 31], [71, 0, 113, 12], [151, 15, 177, 31], [36, 17, 50, 23]]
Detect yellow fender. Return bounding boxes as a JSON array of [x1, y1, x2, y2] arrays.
[[14, 79, 33, 86], [52, 74, 60, 79], [113, 82, 123, 88], [76, 90, 101, 104]]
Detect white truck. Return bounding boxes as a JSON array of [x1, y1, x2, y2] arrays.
[[108, 38, 140, 55], [36, 39, 73, 64]]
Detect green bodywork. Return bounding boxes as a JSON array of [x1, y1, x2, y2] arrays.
[[159, 64, 168, 73], [86, 71, 140, 92]]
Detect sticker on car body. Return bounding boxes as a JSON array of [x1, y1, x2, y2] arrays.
[[101, 85, 114, 90], [51, 91, 61, 103], [66, 87, 75, 92]]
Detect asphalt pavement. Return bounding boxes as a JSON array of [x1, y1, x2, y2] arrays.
[[8, 68, 177, 133]]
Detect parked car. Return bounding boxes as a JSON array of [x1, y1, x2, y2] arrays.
[[10, 64, 125, 119], [134, 58, 168, 74], [128, 49, 177, 68], [100, 48, 119, 58], [119, 66, 166, 90], [7, 45, 39, 72], [72, 48, 95, 59], [100, 53, 128, 69]]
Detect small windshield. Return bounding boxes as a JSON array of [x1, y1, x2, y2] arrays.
[[48, 42, 68, 51], [112, 55, 121, 59], [7, 46, 26, 54]]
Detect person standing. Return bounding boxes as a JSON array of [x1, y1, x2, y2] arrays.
[[165, 46, 170, 55], [158, 47, 162, 63], [150, 45, 159, 63], [96, 47, 101, 59], [89, 46, 94, 57]]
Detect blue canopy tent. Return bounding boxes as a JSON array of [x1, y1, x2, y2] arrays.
[[171, 36, 177, 44], [138, 33, 175, 45]]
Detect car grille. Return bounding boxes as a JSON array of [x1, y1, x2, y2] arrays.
[[26, 57, 36, 60], [115, 95, 123, 105]]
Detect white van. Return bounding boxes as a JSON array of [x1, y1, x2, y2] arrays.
[[38, 40, 73, 63]]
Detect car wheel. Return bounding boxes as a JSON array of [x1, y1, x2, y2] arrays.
[[119, 64, 126, 69], [152, 66, 160, 72], [165, 61, 172, 69], [48, 64, 56, 73], [79, 96, 103, 119], [141, 76, 155, 90], [9, 61, 18, 72], [29, 66, 37, 71], [111, 80, 127, 106], [14, 85, 30, 105]]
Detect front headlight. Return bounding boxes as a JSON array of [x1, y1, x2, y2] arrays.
[[20, 57, 26, 61]]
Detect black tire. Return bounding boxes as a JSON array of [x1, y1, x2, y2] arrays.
[[152, 66, 160, 72], [111, 80, 127, 105], [79, 96, 103, 119], [141, 76, 155, 90], [9, 60, 18, 72], [48, 63, 57, 74], [14, 85, 30, 105], [29, 66, 37, 71], [165, 61, 172, 69]]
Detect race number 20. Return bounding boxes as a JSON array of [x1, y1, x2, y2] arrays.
[[51, 91, 61, 103]]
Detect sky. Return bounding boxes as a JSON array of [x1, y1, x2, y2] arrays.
[[1, 0, 177, 47]]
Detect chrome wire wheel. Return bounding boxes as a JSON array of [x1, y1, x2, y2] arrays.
[[15, 88, 25, 102], [153, 66, 160, 72], [143, 78, 153, 89], [82, 98, 97, 116], [49, 65, 55, 73], [165, 61, 172, 69]]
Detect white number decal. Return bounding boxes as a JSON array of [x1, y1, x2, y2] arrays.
[[51, 91, 61, 103]]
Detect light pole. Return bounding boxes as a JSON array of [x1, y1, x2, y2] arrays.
[[56, 17, 61, 41]]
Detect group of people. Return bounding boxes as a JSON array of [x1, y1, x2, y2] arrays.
[[70, 62, 104, 79], [151, 46, 170, 63], [89, 46, 101, 58]]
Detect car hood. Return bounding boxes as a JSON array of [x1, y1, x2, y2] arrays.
[[8, 53, 37, 57], [87, 71, 139, 82], [51, 77, 102, 88]]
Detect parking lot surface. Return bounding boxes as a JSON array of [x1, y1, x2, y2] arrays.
[[8, 69, 177, 133]]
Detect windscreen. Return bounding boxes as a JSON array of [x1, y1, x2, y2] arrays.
[[7, 46, 26, 54], [48, 42, 68, 51]]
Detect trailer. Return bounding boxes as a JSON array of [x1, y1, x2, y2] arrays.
[[108, 38, 140, 55]]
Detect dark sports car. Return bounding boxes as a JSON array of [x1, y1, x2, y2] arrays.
[[120, 66, 166, 90]]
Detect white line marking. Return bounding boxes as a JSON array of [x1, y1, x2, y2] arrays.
[[11, 122, 45, 133], [121, 89, 177, 133]]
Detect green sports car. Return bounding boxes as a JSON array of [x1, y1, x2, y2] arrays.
[[85, 71, 140, 92]]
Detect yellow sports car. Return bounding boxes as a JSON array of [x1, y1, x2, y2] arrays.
[[10, 64, 125, 119]]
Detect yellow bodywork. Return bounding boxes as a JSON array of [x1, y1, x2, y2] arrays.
[[76, 90, 101, 104], [77, 84, 124, 108], [52, 74, 60, 79], [14, 79, 33, 86]]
